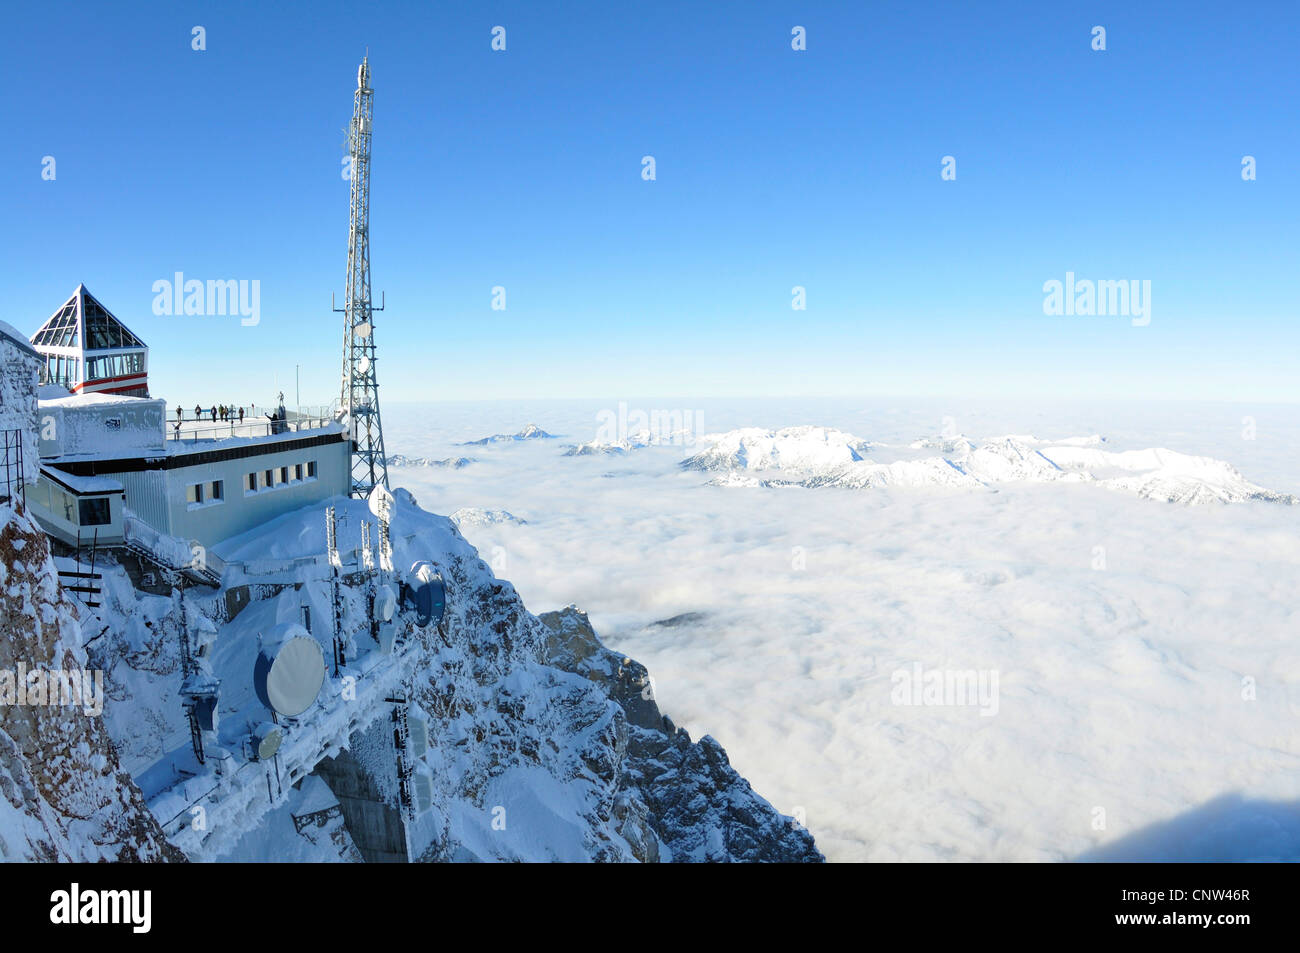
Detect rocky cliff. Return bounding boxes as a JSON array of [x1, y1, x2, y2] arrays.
[[0, 503, 182, 861]]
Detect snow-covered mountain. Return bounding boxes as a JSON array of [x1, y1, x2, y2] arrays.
[[0, 505, 182, 861], [449, 507, 527, 528], [0, 492, 820, 863], [461, 424, 556, 446], [387, 455, 475, 469], [682, 426, 1297, 504]]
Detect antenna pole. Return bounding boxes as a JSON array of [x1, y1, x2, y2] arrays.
[[338, 55, 390, 497]]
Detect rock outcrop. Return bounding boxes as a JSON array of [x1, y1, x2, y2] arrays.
[[0, 504, 182, 862]]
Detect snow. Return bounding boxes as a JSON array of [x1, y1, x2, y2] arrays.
[[682, 426, 1295, 504], [381, 396, 1300, 862], [460, 424, 556, 446], [450, 507, 527, 528], [0, 320, 38, 358]]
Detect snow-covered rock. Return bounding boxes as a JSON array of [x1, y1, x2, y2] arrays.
[[683, 426, 869, 473], [686, 426, 1295, 505], [387, 455, 475, 469], [55, 490, 818, 863], [461, 424, 556, 446], [0, 503, 182, 861], [449, 507, 527, 528]]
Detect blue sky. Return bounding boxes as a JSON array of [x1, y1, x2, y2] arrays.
[[2, 1, 1297, 404]]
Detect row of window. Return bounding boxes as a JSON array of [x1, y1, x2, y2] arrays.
[[186, 480, 224, 505], [87, 352, 145, 381], [184, 459, 318, 507], [39, 352, 146, 386], [41, 356, 80, 388], [246, 460, 318, 494]]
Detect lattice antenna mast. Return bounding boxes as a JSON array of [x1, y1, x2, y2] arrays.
[[336, 55, 390, 497]]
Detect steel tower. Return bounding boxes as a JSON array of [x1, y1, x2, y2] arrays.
[[337, 55, 389, 497]]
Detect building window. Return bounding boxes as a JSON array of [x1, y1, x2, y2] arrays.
[[78, 498, 111, 526], [186, 483, 203, 504], [294, 464, 303, 481], [264, 469, 274, 488], [307, 461, 317, 479], [247, 472, 257, 492], [278, 466, 289, 485], [210, 480, 224, 501]]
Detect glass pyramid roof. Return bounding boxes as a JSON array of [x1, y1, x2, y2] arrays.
[[30, 284, 146, 352]]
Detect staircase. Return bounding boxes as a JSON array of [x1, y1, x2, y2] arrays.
[[58, 568, 102, 609], [122, 513, 225, 587]]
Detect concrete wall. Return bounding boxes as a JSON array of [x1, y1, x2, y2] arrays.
[[312, 744, 409, 863], [0, 335, 40, 491], [165, 437, 350, 547], [38, 397, 165, 459]]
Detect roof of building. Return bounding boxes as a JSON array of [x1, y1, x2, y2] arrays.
[[30, 283, 147, 352], [38, 391, 160, 410], [39, 465, 124, 496], [0, 319, 40, 359]]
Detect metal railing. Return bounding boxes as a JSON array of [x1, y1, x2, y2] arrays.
[[165, 414, 334, 443], [0, 429, 24, 505]]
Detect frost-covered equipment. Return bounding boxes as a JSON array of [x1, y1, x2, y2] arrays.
[[408, 561, 446, 628], [334, 55, 390, 499], [254, 623, 327, 718], [388, 701, 431, 819], [177, 584, 221, 765], [326, 505, 345, 673], [412, 773, 434, 815], [251, 722, 282, 761], [368, 484, 395, 575]]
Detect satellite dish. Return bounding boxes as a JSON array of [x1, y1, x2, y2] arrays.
[[253, 722, 282, 761], [358, 356, 371, 374], [253, 623, 326, 717], [409, 561, 447, 627], [375, 583, 396, 623], [368, 484, 395, 521], [355, 322, 372, 339]]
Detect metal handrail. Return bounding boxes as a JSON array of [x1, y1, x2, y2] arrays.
[[165, 415, 333, 443]]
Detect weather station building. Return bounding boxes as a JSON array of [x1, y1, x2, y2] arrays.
[[31, 284, 151, 397], [13, 285, 352, 568]]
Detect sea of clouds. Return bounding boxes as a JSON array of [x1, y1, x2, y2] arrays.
[[383, 397, 1300, 861]]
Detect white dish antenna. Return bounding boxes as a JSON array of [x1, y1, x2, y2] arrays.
[[375, 583, 397, 622], [368, 483, 394, 521], [254, 623, 326, 717], [253, 722, 282, 761]]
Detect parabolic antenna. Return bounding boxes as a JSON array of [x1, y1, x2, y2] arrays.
[[368, 483, 395, 521], [253, 722, 282, 761], [358, 356, 371, 374], [375, 583, 397, 623], [409, 561, 447, 627], [254, 622, 326, 717]]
